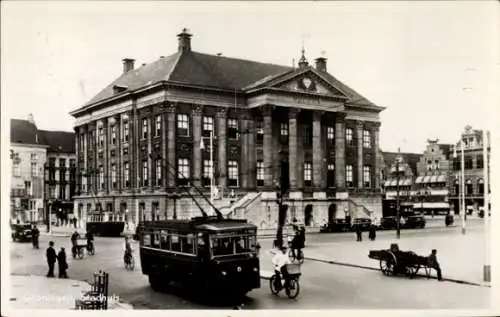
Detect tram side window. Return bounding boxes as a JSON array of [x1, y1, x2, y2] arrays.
[[152, 232, 160, 247], [170, 234, 181, 252], [143, 233, 152, 246], [212, 235, 254, 256], [160, 230, 170, 250], [182, 234, 194, 253]]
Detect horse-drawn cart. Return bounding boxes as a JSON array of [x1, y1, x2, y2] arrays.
[[368, 245, 433, 279], [73, 238, 88, 259]]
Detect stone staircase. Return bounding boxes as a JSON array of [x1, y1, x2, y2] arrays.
[[224, 192, 262, 219], [348, 199, 374, 219]]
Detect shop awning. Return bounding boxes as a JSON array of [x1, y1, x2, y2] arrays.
[[403, 178, 412, 186], [390, 179, 398, 186], [437, 175, 447, 183], [429, 175, 438, 183], [414, 202, 450, 209], [422, 176, 431, 183], [415, 176, 424, 184], [384, 180, 391, 187]]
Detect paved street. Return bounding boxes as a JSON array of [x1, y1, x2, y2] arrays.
[[9, 225, 490, 309]]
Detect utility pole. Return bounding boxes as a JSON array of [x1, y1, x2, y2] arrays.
[[395, 148, 401, 239], [483, 130, 490, 282]]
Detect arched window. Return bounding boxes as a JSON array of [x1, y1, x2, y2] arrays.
[[454, 179, 459, 196], [466, 179, 473, 196]]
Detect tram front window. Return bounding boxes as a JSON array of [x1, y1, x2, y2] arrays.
[[212, 234, 257, 256]]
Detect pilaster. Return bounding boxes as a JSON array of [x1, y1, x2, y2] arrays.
[[166, 104, 177, 188], [192, 104, 203, 187], [261, 105, 274, 188], [356, 121, 364, 189], [312, 110, 324, 190], [217, 108, 227, 189], [288, 108, 300, 190], [373, 122, 381, 190], [335, 114, 346, 191]]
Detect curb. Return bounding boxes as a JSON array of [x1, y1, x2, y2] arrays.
[[40, 232, 71, 237], [304, 257, 490, 288]]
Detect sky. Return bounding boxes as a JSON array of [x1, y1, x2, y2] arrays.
[[2, 1, 499, 153]]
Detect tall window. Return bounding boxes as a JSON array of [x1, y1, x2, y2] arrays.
[[304, 126, 312, 146], [280, 123, 288, 136], [434, 160, 440, 170], [25, 181, 32, 196], [98, 127, 104, 147], [202, 160, 213, 186], [60, 158, 66, 168], [155, 115, 162, 137], [346, 128, 353, 146], [111, 164, 117, 189], [111, 125, 117, 145], [124, 162, 130, 188], [327, 163, 335, 187], [142, 160, 149, 186], [228, 160, 239, 187], [363, 166, 371, 188], [31, 162, 38, 177], [178, 158, 190, 185], [476, 155, 484, 169], [478, 179, 484, 195], [99, 166, 104, 190], [346, 165, 353, 187], [177, 114, 189, 136], [227, 119, 239, 139], [50, 186, 56, 199], [465, 157, 473, 169], [427, 160, 432, 171], [363, 130, 371, 148], [304, 162, 312, 187], [327, 126, 335, 142], [203, 116, 214, 136], [123, 120, 129, 142], [155, 159, 162, 186], [31, 153, 38, 161], [256, 161, 264, 186], [59, 183, 66, 200], [466, 179, 473, 195], [256, 120, 263, 145], [142, 118, 148, 139]]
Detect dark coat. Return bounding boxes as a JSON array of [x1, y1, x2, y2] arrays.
[[46, 247, 57, 263], [57, 250, 68, 269]]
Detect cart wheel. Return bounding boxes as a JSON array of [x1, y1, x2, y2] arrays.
[[380, 252, 397, 276], [78, 248, 85, 259]]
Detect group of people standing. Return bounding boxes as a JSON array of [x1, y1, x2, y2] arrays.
[[45, 241, 68, 278], [354, 224, 378, 242]]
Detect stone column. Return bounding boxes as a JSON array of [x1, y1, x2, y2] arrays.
[[116, 116, 121, 192], [82, 126, 88, 194], [217, 108, 227, 189], [356, 121, 364, 189], [74, 127, 80, 193], [166, 104, 176, 188], [373, 122, 381, 190], [261, 105, 274, 188], [247, 118, 256, 189], [192, 105, 203, 187], [312, 111, 324, 190], [288, 108, 300, 190], [103, 118, 109, 193], [335, 114, 346, 191], [240, 112, 250, 189], [161, 108, 168, 189]]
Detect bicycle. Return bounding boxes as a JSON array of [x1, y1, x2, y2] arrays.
[[269, 263, 301, 299], [124, 252, 135, 270], [288, 248, 304, 264], [87, 241, 95, 256]]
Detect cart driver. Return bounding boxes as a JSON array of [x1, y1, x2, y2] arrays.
[[272, 246, 292, 290]]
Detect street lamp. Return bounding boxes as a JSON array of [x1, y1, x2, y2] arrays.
[[395, 149, 403, 239], [200, 130, 215, 211]]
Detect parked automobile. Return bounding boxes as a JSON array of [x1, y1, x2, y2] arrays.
[[351, 218, 372, 231], [404, 215, 426, 229], [379, 216, 398, 230], [11, 224, 33, 242], [320, 219, 350, 233]]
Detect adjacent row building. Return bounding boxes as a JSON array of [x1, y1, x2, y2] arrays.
[[70, 28, 385, 230], [10, 115, 76, 224]]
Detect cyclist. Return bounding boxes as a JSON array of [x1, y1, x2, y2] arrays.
[[85, 230, 94, 254], [70, 230, 80, 258], [124, 236, 133, 265], [272, 246, 291, 290]]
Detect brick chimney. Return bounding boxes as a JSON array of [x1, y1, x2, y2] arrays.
[[315, 57, 327, 72], [122, 58, 135, 73], [177, 28, 192, 52]]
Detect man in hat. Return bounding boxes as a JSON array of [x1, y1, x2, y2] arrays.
[[272, 246, 292, 290], [46, 241, 57, 277]]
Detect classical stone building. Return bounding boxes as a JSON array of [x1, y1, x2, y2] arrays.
[[449, 126, 491, 215], [70, 29, 384, 229]]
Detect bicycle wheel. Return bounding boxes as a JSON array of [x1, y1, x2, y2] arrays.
[[285, 279, 300, 299], [269, 275, 280, 295]]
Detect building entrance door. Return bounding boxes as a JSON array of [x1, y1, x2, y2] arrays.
[[328, 204, 337, 222], [280, 159, 289, 193]]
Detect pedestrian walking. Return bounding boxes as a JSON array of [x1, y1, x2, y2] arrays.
[[46, 241, 57, 277], [31, 224, 40, 249], [57, 247, 68, 278], [355, 225, 362, 242], [368, 224, 377, 241]]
